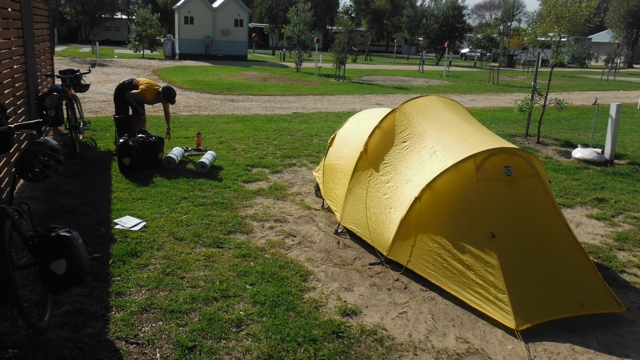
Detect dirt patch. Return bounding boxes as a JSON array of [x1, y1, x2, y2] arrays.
[[240, 71, 321, 86], [355, 76, 451, 86], [513, 136, 575, 162], [500, 76, 528, 81], [237, 166, 640, 359]]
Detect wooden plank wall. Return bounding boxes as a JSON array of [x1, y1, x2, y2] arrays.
[[0, 0, 55, 199]]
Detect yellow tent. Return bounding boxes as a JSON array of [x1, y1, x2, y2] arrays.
[[313, 95, 625, 330]]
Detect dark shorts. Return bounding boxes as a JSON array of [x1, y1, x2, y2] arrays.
[[113, 79, 143, 116]]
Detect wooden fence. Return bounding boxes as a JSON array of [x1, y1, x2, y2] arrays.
[[0, 0, 55, 200]]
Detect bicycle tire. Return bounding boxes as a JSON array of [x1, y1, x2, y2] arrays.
[[66, 99, 80, 154], [0, 207, 52, 333], [72, 94, 85, 140]]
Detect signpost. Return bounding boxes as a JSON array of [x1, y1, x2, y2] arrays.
[[314, 37, 320, 76], [393, 39, 398, 64]]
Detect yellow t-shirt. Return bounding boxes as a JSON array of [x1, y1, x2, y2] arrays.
[[131, 78, 170, 112]]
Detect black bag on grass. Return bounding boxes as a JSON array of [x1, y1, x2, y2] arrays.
[[137, 131, 164, 168], [34, 226, 90, 295], [116, 134, 141, 172]]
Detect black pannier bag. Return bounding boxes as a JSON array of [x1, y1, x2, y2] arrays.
[[36, 90, 64, 127], [58, 68, 90, 93], [137, 131, 164, 168], [34, 226, 90, 295], [116, 133, 141, 172]]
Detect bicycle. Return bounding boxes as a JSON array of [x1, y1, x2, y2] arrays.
[[0, 115, 53, 333], [43, 61, 96, 154]]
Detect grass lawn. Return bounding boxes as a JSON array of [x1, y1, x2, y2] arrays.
[[155, 63, 640, 96], [56, 45, 165, 60], [18, 104, 633, 358]]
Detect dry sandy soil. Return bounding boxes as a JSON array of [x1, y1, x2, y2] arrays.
[[56, 57, 640, 359]]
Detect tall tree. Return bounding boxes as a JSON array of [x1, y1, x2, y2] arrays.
[[516, 0, 598, 143], [66, 0, 118, 42], [284, 1, 315, 72], [352, 0, 391, 61], [470, 0, 526, 33], [329, 10, 356, 80], [423, 0, 472, 65], [128, 4, 164, 57], [308, 0, 340, 29], [402, 0, 427, 60], [264, 0, 297, 54], [606, 0, 640, 68]]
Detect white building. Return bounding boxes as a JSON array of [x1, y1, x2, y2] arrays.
[[173, 0, 250, 60]]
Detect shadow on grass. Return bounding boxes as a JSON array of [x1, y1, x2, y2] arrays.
[[119, 162, 224, 185], [0, 141, 122, 359], [343, 228, 640, 359]]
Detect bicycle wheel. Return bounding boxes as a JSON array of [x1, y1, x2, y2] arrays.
[[0, 208, 52, 333], [72, 94, 85, 140], [65, 100, 80, 154]]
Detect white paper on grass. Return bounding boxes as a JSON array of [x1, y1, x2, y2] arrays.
[[114, 216, 146, 230], [114, 221, 146, 231]]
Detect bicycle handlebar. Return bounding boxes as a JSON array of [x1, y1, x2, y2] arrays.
[[0, 119, 45, 136], [45, 68, 92, 80]]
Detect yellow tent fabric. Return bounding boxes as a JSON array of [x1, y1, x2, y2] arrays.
[[313, 95, 625, 330]]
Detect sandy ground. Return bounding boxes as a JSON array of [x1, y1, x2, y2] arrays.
[[56, 57, 640, 359]]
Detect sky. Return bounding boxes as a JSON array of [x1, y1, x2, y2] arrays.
[[464, 0, 539, 12]]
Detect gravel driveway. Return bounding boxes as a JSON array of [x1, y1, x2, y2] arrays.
[[54, 57, 640, 118]]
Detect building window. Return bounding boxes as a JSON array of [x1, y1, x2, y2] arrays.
[[234, 19, 243, 28], [184, 16, 194, 25]]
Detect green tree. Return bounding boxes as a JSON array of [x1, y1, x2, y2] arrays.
[[264, 0, 297, 54], [65, 0, 118, 43], [128, 4, 164, 58], [516, 0, 598, 143], [329, 10, 356, 81], [423, 0, 471, 65], [606, 0, 640, 68], [308, 0, 340, 30], [284, 1, 315, 72], [402, 0, 427, 60], [352, 0, 391, 61]]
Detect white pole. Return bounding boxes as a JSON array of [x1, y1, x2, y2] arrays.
[[96, 41, 99, 58], [393, 43, 397, 64], [604, 103, 621, 162], [443, 47, 449, 77], [314, 43, 318, 76]]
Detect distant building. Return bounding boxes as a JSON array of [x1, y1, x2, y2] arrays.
[[173, 0, 250, 60], [90, 13, 130, 44]]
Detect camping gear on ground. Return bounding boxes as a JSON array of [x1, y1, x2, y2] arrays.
[[195, 131, 202, 148], [572, 145, 607, 163], [137, 131, 164, 168], [163, 147, 185, 168], [117, 131, 164, 171], [33, 226, 90, 295], [116, 134, 140, 171], [195, 150, 217, 173], [162, 147, 217, 173], [313, 95, 626, 330]]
